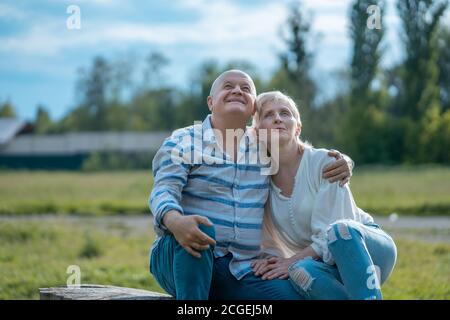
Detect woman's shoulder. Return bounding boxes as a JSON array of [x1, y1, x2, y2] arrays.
[[305, 147, 334, 167], [301, 147, 337, 187]]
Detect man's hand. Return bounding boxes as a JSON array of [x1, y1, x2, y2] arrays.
[[323, 150, 353, 186], [163, 211, 216, 258]]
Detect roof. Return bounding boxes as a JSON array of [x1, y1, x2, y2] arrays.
[[0, 118, 26, 145], [0, 131, 171, 155]]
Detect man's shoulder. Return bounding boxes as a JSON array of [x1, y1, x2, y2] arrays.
[[163, 124, 199, 146], [170, 125, 196, 139]]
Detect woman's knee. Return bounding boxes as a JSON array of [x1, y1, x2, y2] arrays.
[[378, 238, 398, 284], [327, 220, 362, 245]]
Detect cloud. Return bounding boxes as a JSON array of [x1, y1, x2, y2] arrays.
[[0, 0, 288, 58], [0, 3, 27, 20]]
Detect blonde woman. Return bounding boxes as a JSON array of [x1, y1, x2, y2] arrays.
[[251, 91, 397, 300]]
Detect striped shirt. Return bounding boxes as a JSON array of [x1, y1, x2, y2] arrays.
[[149, 114, 270, 280]]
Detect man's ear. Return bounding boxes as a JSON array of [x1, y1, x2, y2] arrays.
[[207, 96, 214, 112]]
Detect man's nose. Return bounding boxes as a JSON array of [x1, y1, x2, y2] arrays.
[[231, 85, 243, 94]]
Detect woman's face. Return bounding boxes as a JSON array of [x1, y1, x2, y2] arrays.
[[257, 101, 301, 146]]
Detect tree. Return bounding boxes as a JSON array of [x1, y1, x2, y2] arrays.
[[268, 2, 318, 144], [349, 0, 385, 103], [270, 2, 316, 108], [75, 56, 112, 130], [141, 51, 169, 91], [177, 60, 222, 126], [34, 105, 52, 134], [438, 25, 450, 112], [395, 0, 449, 163], [397, 0, 448, 120], [342, 0, 388, 163], [131, 88, 176, 131], [0, 100, 16, 118], [131, 51, 176, 131]]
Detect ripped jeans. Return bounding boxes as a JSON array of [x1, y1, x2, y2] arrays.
[[288, 220, 397, 300]]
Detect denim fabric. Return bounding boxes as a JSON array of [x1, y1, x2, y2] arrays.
[[150, 225, 304, 300], [288, 220, 397, 300], [209, 253, 304, 300]]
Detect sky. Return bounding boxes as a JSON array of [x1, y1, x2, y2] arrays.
[[1, 0, 447, 121]]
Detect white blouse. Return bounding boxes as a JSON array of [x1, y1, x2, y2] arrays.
[[262, 147, 374, 265]]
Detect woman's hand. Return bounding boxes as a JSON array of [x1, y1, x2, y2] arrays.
[[257, 256, 296, 280], [252, 254, 279, 276], [251, 257, 271, 276]]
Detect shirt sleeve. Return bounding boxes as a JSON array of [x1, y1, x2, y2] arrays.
[[149, 132, 191, 236], [310, 157, 362, 265]]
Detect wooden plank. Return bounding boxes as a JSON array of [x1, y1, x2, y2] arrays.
[[39, 284, 173, 300]]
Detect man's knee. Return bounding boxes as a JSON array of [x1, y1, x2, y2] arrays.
[[198, 224, 216, 241]]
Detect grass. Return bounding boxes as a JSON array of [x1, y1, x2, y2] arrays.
[[0, 219, 163, 299], [382, 238, 450, 299], [0, 219, 448, 299], [347, 165, 450, 216], [1, 166, 450, 216], [0, 171, 152, 216]]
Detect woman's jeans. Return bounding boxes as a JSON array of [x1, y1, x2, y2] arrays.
[[288, 220, 397, 300], [149, 225, 304, 300]]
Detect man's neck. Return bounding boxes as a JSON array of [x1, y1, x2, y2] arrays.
[[210, 114, 249, 162], [210, 114, 248, 133]]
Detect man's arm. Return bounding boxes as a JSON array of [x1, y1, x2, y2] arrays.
[[149, 133, 215, 257], [149, 135, 187, 234]]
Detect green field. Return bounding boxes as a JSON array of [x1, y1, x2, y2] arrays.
[[0, 165, 449, 216], [0, 219, 163, 299], [0, 219, 448, 299], [0, 167, 448, 299]]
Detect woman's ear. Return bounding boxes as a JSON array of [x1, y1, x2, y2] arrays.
[[252, 101, 257, 115], [296, 123, 302, 137]]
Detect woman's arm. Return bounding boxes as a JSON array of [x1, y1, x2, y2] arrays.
[[310, 168, 362, 264]]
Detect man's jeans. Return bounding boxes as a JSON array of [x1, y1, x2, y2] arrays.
[[288, 220, 397, 300], [149, 225, 304, 300]]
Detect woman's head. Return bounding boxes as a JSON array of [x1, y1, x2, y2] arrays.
[[253, 91, 303, 146]]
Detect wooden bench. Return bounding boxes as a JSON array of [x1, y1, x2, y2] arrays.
[[39, 284, 173, 300]]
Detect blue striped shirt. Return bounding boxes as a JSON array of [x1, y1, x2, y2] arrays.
[[149, 115, 270, 280]]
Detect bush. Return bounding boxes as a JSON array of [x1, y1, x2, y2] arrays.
[[82, 152, 155, 171]]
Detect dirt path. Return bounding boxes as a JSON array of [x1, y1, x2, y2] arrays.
[[1, 214, 449, 243]]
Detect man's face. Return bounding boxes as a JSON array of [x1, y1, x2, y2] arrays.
[[207, 72, 256, 120]]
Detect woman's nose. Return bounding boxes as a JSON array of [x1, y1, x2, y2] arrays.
[[273, 113, 282, 123]]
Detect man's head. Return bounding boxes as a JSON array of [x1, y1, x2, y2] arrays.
[[207, 70, 257, 121]]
